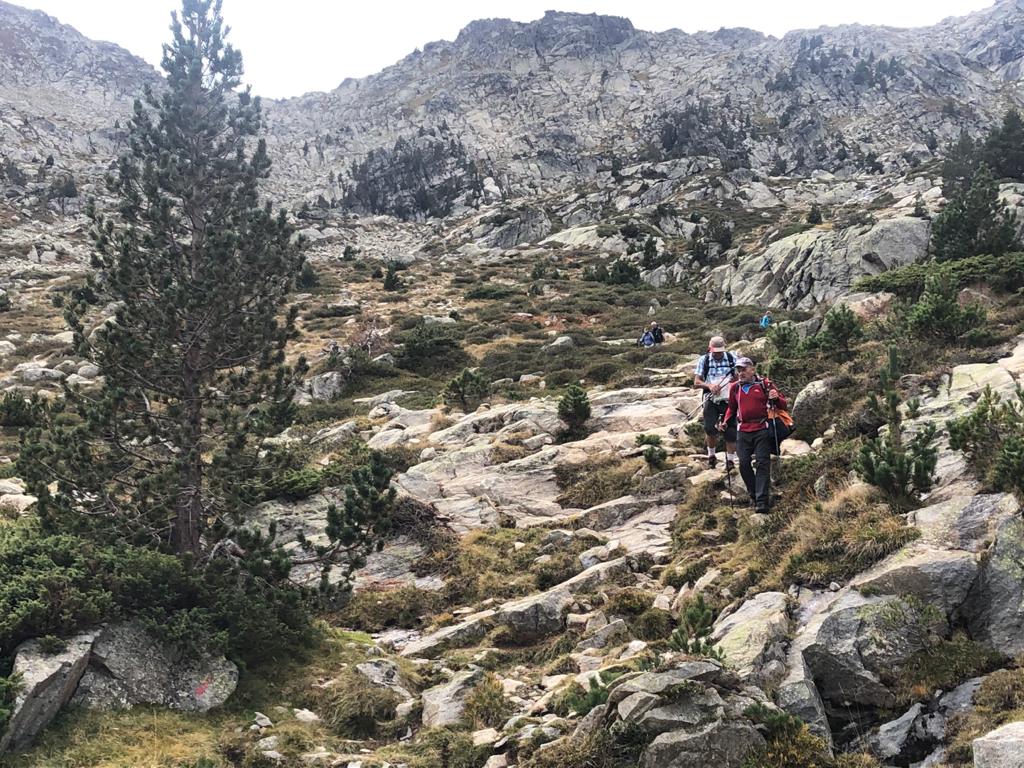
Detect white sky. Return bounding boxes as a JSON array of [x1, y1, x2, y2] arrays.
[[16, 0, 996, 99]]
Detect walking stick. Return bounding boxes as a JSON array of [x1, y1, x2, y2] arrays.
[[724, 456, 736, 508], [767, 403, 783, 486]]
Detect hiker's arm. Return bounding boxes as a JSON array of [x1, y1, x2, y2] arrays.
[[693, 373, 710, 392], [723, 386, 738, 424]]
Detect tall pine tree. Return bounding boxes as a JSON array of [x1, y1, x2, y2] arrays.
[[21, 0, 306, 557], [930, 164, 1019, 262]]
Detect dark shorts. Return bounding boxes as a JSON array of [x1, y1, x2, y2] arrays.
[[702, 399, 737, 441]]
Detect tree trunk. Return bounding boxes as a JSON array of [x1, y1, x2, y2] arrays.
[[173, 350, 203, 556]]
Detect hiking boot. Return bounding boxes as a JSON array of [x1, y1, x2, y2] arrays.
[[707, 454, 717, 469], [754, 503, 770, 514]]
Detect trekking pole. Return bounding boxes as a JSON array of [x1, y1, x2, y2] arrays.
[[724, 458, 736, 509], [768, 405, 783, 486]]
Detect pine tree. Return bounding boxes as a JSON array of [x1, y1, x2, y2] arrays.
[[982, 108, 1024, 181], [382, 262, 401, 291], [442, 368, 489, 412], [940, 133, 979, 198], [855, 347, 937, 509], [558, 385, 591, 438], [20, 0, 308, 557], [641, 236, 658, 269], [806, 203, 823, 225], [931, 164, 1019, 262]]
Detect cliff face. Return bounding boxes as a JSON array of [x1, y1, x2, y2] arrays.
[[2, 1, 1023, 211]]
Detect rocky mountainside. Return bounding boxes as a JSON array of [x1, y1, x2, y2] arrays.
[[3, 2, 1024, 766], [3, 0, 1024, 209], [2, 0, 1024, 314]]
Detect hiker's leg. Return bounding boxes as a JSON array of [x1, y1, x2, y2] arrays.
[[753, 429, 773, 511], [736, 430, 757, 499], [724, 417, 738, 467], [702, 400, 720, 464]]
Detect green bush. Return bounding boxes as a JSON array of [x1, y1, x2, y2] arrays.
[[0, 524, 311, 672], [948, 386, 1024, 494], [856, 252, 1024, 299], [855, 348, 937, 509], [442, 368, 489, 411], [901, 270, 986, 342], [464, 284, 519, 301], [0, 293, 11, 312], [0, 392, 44, 428], [382, 262, 402, 291], [810, 304, 863, 359], [553, 678, 610, 717], [396, 322, 470, 375], [296, 261, 319, 290], [558, 384, 592, 438], [668, 594, 723, 660]]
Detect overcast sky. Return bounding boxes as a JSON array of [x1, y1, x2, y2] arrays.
[[17, 0, 996, 99]]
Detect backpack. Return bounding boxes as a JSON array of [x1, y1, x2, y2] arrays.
[[698, 351, 736, 382], [641, 331, 655, 348], [759, 377, 794, 451]]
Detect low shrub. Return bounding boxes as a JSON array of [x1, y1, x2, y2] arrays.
[[0, 523, 312, 705], [948, 385, 1024, 494], [533, 552, 582, 590], [555, 456, 638, 509], [603, 588, 654, 617], [631, 608, 674, 640], [336, 586, 441, 633], [901, 270, 987, 343], [314, 669, 400, 737], [856, 252, 1024, 299], [0, 392, 44, 428], [552, 678, 610, 717], [742, 703, 835, 768], [946, 665, 1024, 764], [396, 322, 471, 376], [890, 632, 1002, 704], [558, 384, 592, 439], [463, 673, 513, 728]]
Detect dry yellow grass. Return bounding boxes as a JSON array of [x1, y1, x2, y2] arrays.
[[11, 707, 232, 768]]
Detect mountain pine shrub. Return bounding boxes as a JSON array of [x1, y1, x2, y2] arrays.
[[558, 384, 591, 438], [442, 368, 489, 412], [855, 347, 937, 509], [948, 385, 1024, 494]]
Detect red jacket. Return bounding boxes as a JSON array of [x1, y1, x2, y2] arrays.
[[724, 377, 788, 432]]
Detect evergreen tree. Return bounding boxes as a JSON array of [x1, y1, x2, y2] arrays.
[[558, 385, 591, 438], [20, 0, 308, 557], [855, 347, 937, 510], [442, 368, 489, 412], [902, 269, 986, 341], [812, 303, 863, 359], [940, 133, 979, 198], [382, 262, 401, 290], [641, 236, 658, 269], [930, 164, 1019, 262], [806, 203, 823, 225], [982, 108, 1024, 181]]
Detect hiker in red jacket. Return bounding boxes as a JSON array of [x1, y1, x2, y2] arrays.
[[718, 357, 789, 513]]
